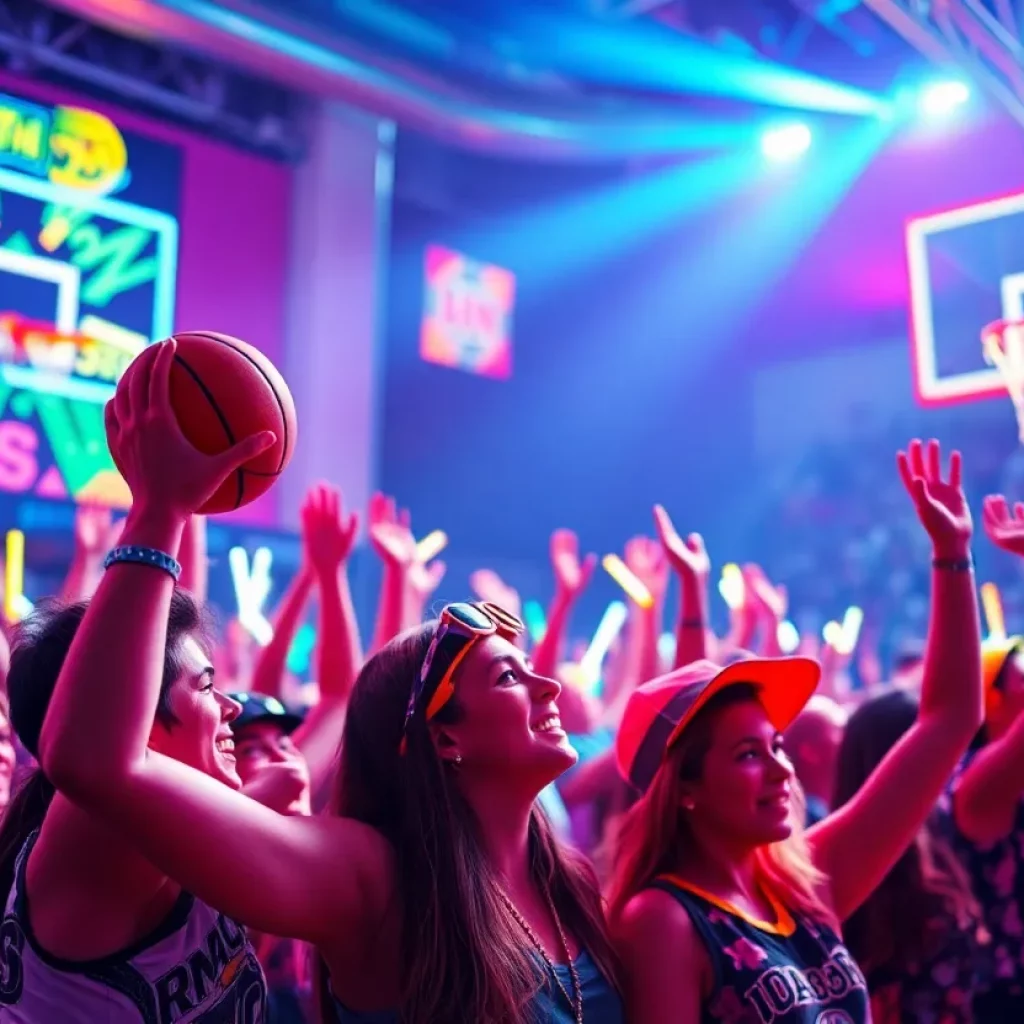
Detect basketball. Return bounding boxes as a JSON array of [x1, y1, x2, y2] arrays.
[[114, 332, 297, 514]]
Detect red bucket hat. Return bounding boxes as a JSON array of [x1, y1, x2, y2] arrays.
[[616, 657, 821, 794]]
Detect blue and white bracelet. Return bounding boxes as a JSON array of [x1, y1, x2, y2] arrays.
[[103, 545, 182, 582]]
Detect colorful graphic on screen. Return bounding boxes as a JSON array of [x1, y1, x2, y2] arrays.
[[421, 245, 515, 380], [0, 88, 180, 507]]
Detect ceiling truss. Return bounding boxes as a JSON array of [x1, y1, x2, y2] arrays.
[[0, 0, 308, 161]]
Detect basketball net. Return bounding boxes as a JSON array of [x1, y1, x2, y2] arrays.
[[982, 319, 1024, 443]]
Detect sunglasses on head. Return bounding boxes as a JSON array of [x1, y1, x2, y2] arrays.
[[400, 601, 525, 753]]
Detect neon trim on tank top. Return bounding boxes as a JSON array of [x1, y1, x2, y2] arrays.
[[655, 874, 797, 937]]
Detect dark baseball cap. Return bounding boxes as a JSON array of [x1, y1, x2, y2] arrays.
[[229, 692, 304, 735]]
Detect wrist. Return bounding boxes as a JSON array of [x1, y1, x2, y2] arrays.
[[684, 585, 708, 622], [932, 553, 974, 572], [932, 541, 972, 563], [313, 560, 344, 583], [122, 506, 187, 554]]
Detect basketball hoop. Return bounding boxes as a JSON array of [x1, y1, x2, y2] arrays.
[[982, 319, 1024, 443]]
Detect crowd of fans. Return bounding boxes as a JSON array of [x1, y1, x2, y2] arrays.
[[0, 344, 1022, 1022]]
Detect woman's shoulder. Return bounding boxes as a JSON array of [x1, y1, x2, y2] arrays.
[[612, 887, 704, 959], [610, 888, 710, 1016]]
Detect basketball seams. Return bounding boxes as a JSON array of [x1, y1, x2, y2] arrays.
[[185, 332, 291, 474], [172, 353, 245, 511]]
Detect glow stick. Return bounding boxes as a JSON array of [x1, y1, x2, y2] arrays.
[[777, 620, 800, 654], [658, 631, 677, 666], [250, 547, 273, 608], [838, 606, 864, 655], [718, 563, 745, 610], [981, 583, 1007, 641], [522, 600, 547, 644], [602, 554, 653, 609], [560, 663, 587, 691], [415, 529, 448, 564], [822, 620, 842, 648], [580, 601, 628, 689], [286, 623, 316, 675], [229, 546, 273, 646], [4, 530, 24, 623]]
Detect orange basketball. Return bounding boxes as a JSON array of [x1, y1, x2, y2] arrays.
[[115, 332, 297, 514]]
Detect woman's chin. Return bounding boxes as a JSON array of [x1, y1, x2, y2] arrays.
[[763, 820, 794, 844], [541, 736, 579, 777], [211, 757, 242, 790]]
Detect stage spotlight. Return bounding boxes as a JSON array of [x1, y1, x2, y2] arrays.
[[919, 80, 970, 118], [760, 123, 812, 162]]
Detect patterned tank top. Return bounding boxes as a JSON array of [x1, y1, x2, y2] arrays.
[[946, 752, 1024, 1014], [0, 831, 268, 1022], [652, 875, 871, 1024]]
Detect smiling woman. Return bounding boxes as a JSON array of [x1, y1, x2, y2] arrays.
[[26, 339, 625, 1024], [608, 439, 984, 1024], [0, 590, 267, 1022]]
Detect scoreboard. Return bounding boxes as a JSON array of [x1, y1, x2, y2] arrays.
[[0, 87, 181, 507]]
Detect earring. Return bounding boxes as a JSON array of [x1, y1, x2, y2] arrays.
[[453, 754, 463, 768], [682, 799, 695, 811]]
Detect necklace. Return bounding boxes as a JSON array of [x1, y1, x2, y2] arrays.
[[498, 887, 583, 1024]]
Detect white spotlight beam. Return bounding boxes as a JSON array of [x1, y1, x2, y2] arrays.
[[861, 0, 1024, 131]]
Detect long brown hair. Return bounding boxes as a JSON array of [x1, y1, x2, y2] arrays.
[[608, 684, 836, 928], [835, 690, 982, 973], [325, 623, 620, 1023]]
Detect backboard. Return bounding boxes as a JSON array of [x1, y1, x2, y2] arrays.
[[907, 190, 1024, 406]]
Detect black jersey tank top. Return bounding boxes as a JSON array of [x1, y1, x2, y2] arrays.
[[652, 875, 871, 1024]]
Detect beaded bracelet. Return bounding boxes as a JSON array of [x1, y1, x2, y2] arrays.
[[103, 545, 182, 582], [932, 555, 974, 573]]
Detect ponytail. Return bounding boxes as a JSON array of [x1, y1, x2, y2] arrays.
[[0, 769, 54, 906]]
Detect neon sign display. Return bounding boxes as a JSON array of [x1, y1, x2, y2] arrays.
[[0, 87, 180, 506], [421, 245, 515, 380], [0, 94, 128, 194]]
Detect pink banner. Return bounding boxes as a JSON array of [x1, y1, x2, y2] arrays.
[[421, 244, 515, 380]]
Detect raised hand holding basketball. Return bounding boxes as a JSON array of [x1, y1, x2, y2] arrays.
[[106, 339, 275, 521]]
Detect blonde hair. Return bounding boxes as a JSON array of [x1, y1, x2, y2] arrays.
[[608, 683, 837, 931]]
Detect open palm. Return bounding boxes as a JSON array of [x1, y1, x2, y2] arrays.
[[982, 495, 1024, 557], [367, 492, 416, 567], [624, 535, 669, 601], [551, 529, 596, 598], [470, 569, 522, 619], [301, 482, 358, 574], [896, 439, 971, 555], [653, 504, 709, 581]]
